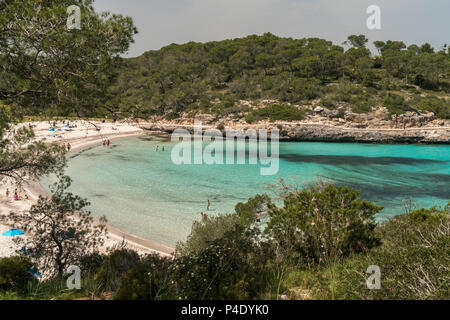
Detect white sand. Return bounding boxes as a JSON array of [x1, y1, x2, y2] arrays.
[[1, 120, 173, 259], [0, 222, 23, 258]]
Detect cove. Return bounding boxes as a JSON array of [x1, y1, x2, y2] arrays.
[[41, 136, 450, 247]]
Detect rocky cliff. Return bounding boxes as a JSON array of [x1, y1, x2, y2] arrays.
[[140, 106, 450, 144]]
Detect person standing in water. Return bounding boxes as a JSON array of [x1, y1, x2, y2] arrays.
[[162, 146, 165, 152], [206, 200, 210, 211], [106, 139, 110, 147], [155, 145, 159, 152]]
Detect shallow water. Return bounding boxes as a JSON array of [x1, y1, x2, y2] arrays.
[[41, 136, 450, 247]]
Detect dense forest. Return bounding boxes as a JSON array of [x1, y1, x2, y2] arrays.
[[105, 33, 450, 121]]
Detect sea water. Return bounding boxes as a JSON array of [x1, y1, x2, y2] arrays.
[[41, 136, 450, 247]]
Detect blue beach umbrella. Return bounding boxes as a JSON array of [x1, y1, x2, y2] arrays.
[[28, 267, 42, 279], [2, 229, 24, 236]]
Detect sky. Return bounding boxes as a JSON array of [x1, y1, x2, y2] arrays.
[[93, 0, 449, 57]]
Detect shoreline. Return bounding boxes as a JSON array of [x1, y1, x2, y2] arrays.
[[2, 118, 448, 258], [142, 121, 450, 144], [1, 121, 174, 258]]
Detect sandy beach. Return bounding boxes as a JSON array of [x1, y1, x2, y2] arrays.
[[0, 119, 174, 259]]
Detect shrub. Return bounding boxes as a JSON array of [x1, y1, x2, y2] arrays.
[[266, 184, 383, 263], [0, 257, 34, 291], [114, 264, 152, 300], [235, 194, 271, 226], [171, 216, 268, 299], [78, 252, 105, 277], [94, 248, 141, 291], [416, 96, 450, 119], [245, 104, 305, 123], [383, 93, 408, 115], [333, 212, 449, 299], [165, 111, 180, 120], [114, 254, 173, 300], [176, 214, 242, 256], [350, 94, 373, 114]]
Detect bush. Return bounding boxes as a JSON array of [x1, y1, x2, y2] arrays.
[[78, 252, 105, 277], [114, 264, 153, 300], [408, 207, 447, 224], [350, 94, 373, 114], [114, 254, 172, 300], [0, 257, 34, 291], [94, 248, 141, 291], [416, 96, 450, 119], [176, 214, 241, 256], [383, 93, 408, 115], [333, 212, 449, 299], [171, 215, 268, 299], [165, 111, 180, 120], [266, 184, 383, 263], [245, 104, 305, 123]]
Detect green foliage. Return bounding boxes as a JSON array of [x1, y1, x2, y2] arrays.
[[176, 214, 241, 256], [266, 184, 383, 263], [383, 93, 408, 115], [0, 0, 136, 185], [344, 35, 369, 49], [78, 252, 106, 277], [0, 257, 34, 291], [106, 33, 449, 120], [95, 248, 141, 292], [235, 194, 271, 225], [114, 254, 172, 300], [0, 125, 66, 184], [350, 94, 374, 114], [245, 104, 305, 123], [408, 202, 449, 223], [114, 265, 154, 300], [3, 174, 107, 277], [415, 95, 450, 119], [332, 213, 449, 299], [0, 0, 137, 119], [172, 214, 268, 299]]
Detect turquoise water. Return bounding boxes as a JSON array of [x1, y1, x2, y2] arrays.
[[42, 136, 450, 247]]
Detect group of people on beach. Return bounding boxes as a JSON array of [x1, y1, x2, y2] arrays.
[[5, 188, 27, 201]]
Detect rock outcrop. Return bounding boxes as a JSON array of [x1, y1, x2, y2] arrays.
[[141, 121, 450, 144]]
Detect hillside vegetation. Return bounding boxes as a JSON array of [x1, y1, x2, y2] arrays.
[[106, 33, 450, 122]]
